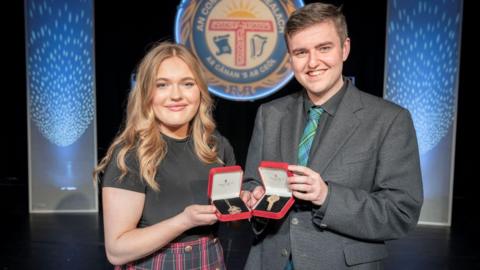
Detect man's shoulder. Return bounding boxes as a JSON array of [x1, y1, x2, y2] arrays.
[[259, 91, 302, 112], [353, 87, 407, 115]]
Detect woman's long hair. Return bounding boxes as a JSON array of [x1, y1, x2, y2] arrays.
[[93, 42, 219, 191]]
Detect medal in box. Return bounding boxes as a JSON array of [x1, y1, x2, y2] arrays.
[[208, 165, 251, 222], [208, 161, 294, 221], [251, 161, 295, 219]]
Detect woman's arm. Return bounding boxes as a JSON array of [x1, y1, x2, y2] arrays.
[[102, 187, 218, 265]]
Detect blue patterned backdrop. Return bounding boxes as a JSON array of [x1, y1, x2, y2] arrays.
[[384, 0, 463, 225], [26, 0, 97, 212], [26, 0, 95, 147], [385, 0, 461, 155]]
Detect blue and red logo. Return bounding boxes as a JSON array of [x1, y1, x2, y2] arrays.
[[175, 0, 304, 101]]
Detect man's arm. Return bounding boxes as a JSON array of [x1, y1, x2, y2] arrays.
[[313, 109, 423, 241]]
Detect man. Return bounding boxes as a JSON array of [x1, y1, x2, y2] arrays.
[[240, 2, 423, 270]]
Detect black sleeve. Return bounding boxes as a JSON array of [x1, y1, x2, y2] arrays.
[[101, 146, 147, 194], [217, 133, 237, 166], [242, 105, 264, 192]]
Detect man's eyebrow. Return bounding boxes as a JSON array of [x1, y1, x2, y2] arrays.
[[291, 42, 335, 53]]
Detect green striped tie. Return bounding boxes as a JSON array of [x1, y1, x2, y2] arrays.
[[297, 107, 324, 166]]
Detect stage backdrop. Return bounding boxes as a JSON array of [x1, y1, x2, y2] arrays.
[[384, 0, 463, 225], [25, 0, 98, 212]]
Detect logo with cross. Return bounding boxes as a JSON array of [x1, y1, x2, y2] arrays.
[[176, 0, 304, 101]]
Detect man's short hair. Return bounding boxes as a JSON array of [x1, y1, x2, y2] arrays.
[[285, 2, 348, 46]]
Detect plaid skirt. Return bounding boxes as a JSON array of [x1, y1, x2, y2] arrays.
[[114, 236, 226, 270]]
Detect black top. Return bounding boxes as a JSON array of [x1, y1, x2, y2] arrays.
[[102, 133, 236, 242]]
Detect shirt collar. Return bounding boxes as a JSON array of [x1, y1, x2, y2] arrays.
[[303, 78, 348, 117]]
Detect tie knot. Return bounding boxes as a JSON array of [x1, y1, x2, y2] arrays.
[[309, 107, 324, 121]]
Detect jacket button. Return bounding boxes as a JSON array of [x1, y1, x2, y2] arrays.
[[291, 218, 299, 225], [184, 245, 192, 252], [281, 248, 289, 257]]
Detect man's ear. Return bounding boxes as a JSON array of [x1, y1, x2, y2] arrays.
[[286, 38, 292, 63], [342, 37, 351, 61]]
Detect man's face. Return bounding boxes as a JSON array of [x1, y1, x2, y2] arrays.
[[287, 21, 350, 104]]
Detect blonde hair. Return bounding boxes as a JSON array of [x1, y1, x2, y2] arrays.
[[93, 42, 219, 191]]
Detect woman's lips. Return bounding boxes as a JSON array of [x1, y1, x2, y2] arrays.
[[165, 104, 187, 112]]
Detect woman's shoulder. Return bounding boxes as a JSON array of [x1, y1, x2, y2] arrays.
[[212, 131, 230, 147], [101, 142, 146, 191], [212, 131, 236, 165], [108, 143, 138, 166]]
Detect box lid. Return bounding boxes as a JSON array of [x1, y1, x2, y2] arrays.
[[258, 161, 292, 197], [208, 166, 243, 201]]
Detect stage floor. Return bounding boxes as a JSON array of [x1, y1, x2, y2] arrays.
[[1, 184, 478, 269]]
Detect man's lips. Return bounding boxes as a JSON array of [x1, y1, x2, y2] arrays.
[[306, 69, 326, 77]]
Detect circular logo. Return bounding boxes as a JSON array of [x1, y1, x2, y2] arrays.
[[175, 0, 304, 101]]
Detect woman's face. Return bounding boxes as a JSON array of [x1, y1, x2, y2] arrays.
[[151, 56, 201, 139]]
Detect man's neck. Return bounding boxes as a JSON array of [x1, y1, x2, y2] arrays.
[[307, 77, 345, 106]]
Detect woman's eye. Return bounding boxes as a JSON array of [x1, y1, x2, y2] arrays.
[[156, 83, 168, 89], [184, 82, 195, 88]]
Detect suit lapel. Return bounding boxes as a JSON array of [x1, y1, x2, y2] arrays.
[[308, 84, 363, 174], [280, 92, 304, 164]]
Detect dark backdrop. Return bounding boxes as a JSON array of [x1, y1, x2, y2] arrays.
[[93, 0, 388, 166], [1, 0, 474, 224]]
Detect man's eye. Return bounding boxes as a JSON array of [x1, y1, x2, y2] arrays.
[[295, 51, 307, 57], [319, 46, 331, 52]]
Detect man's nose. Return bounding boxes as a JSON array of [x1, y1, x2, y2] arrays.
[[308, 51, 320, 68]]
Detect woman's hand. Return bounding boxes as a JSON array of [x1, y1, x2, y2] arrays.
[[180, 204, 218, 229]]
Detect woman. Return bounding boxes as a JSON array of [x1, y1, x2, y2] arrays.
[[94, 42, 235, 269]]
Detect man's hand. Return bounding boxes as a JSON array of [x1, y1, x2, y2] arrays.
[[240, 186, 265, 208], [287, 165, 328, 206]]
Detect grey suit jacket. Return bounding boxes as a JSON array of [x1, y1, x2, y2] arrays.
[[243, 80, 423, 270]]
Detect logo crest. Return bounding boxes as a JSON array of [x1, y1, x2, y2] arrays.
[[175, 0, 304, 101]]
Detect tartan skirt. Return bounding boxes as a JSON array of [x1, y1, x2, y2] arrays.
[[114, 236, 226, 270]]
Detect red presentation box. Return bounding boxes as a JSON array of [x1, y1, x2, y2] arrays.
[[251, 161, 295, 219], [208, 165, 251, 222], [208, 161, 294, 222]]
